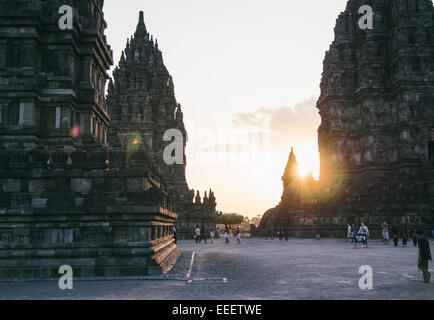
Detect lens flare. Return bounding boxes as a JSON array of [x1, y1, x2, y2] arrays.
[[70, 125, 80, 139]]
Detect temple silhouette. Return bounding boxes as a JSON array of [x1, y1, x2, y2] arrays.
[[259, 0, 434, 237], [106, 11, 218, 239]]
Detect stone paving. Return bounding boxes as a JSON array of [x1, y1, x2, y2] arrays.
[[0, 238, 433, 300]]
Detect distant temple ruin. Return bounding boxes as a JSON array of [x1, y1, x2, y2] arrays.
[[259, 0, 434, 237]]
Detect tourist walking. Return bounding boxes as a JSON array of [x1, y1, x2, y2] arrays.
[[351, 224, 357, 243], [392, 228, 399, 247], [381, 222, 389, 244], [402, 228, 408, 247], [411, 229, 418, 247], [346, 224, 352, 242], [209, 225, 216, 244], [284, 227, 289, 241], [416, 230, 432, 283], [194, 226, 200, 243], [358, 223, 369, 248], [199, 226, 207, 243], [236, 226, 241, 244], [224, 225, 230, 245], [172, 226, 177, 244], [278, 228, 283, 241]]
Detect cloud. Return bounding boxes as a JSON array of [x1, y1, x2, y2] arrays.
[[232, 97, 320, 147]]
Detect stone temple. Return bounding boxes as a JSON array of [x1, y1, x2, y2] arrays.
[[259, 0, 434, 237], [0, 0, 215, 279], [106, 12, 218, 239]]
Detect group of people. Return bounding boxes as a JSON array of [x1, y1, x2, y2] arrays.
[[194, 225, 241, 245], [346, 222, 432, 283], [381, 223, 419, 248], [346, 223, 370, 248], [277, 228, 289, 241], [194, 226, 212, 243], [223, 225, 241, 245]]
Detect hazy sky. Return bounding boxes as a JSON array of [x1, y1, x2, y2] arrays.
[[104, 0, 349, 218]]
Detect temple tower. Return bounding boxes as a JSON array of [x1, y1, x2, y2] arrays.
[[259, 0, 434, 237], [107, 11, 188, 200], [0, 0, 113, 151], [107, 12, 218, 238], [0, 3, 180, 279], [318, 0, 434, 189]]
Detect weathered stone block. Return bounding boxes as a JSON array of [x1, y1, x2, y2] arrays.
[[74, 198, 84, 208], [31, 198, 48, 208], [2, 179, 21, 192], [28, 180, 45, 193], [31, 169, 44, 178], [71, 178, 92, 193], [105, 178, 124, 192], [126, 178, 145, 191], [93, 178, 105, 191]]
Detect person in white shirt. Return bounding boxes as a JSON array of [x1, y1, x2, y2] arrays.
[[346, 224, 352, 242], [194, 226, 201, 243], [358, 223, 370, 248], [209, 225, 216, 244], [381, 222, 389, 244]]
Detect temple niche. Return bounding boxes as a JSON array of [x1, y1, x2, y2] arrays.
[[258, 0, 434, 238]]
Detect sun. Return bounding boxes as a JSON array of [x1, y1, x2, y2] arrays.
[[298, 166, 310, 177], [291, 142, 320, 180]]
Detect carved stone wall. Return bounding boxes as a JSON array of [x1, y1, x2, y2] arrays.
[[0, 2, 180, 279], [0, 0, 113, 150], [0, 146, 179, 279]]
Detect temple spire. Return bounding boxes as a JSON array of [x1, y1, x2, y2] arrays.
[[282, 147, 299, 187], [288, 147, 296, 162], [135, 11, 147, 36], [138, 11, 145, 25]]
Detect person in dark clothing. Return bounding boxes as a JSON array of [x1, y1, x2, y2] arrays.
[[351, 224, 357, 243], [278, 228, 283, 241], [411, 229, 418, 247], [284, 228, 289, 241], [172, 226, 177, 244], [199, 226, 207, 243], [391, 228, 399, 247], [402, 228, 408, 247], [416, 230, 432, 283]]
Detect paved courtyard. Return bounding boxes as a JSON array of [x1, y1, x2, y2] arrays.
[[0, 238, 433, 300]]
